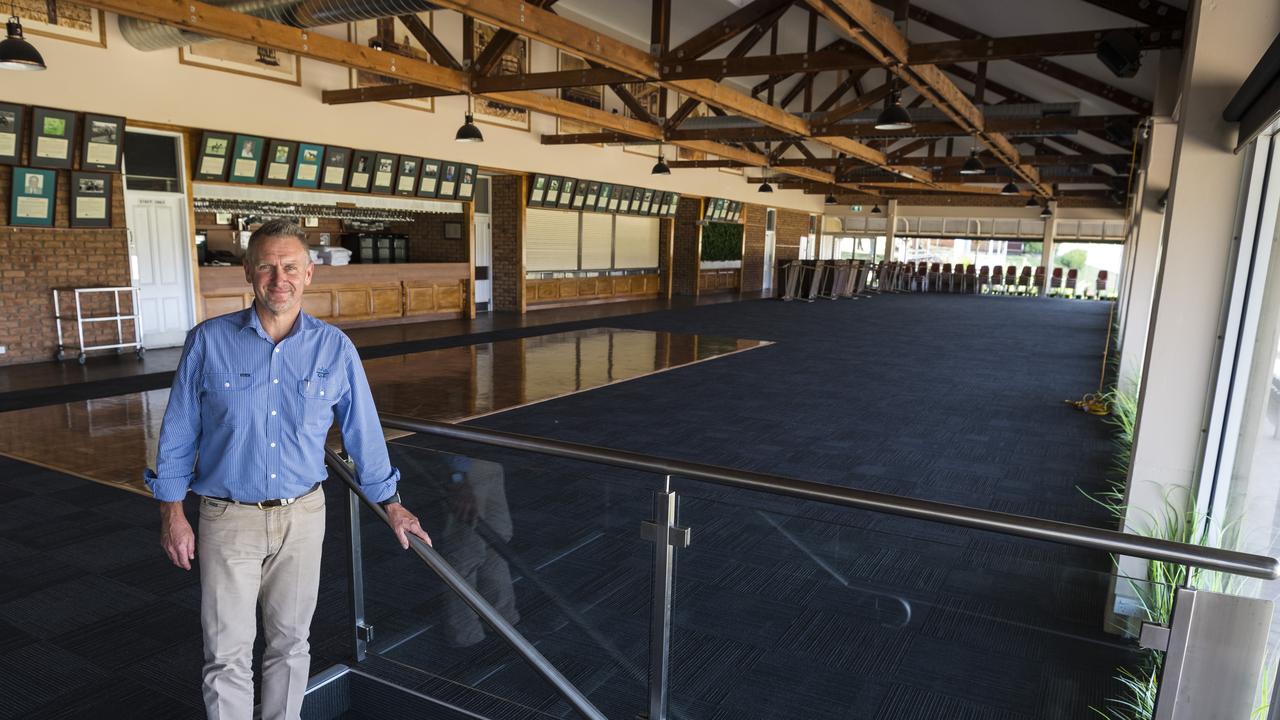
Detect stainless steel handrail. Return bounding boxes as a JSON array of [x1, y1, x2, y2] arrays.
[[380, 414, 1280, 581], [323, 448, 608, 720]]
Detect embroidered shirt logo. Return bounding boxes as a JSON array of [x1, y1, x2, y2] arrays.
[[315, 368, 330, 379]]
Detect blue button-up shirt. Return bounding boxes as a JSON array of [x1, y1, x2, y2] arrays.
[[144, 307, 398, 503]]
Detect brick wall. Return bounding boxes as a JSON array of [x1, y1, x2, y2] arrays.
[[775, 207, 810, 263], [0, 168, 129, 366], [741, 203, 766, 293], [657, 217, 673, 298], [490, 175, 523, 312], [672, 195, 702, 297], [407, 212, 468, 263]]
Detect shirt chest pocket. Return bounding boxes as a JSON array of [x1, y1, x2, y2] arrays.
[[202, 372, 252, 428], [298, 379, 337, 429]]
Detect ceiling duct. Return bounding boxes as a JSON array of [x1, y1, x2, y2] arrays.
[[119, 0, 438, 52]]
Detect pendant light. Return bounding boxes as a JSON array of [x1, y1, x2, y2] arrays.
[[1000, 181, 1019, 196], [1040, 204, 1052, 219], [651, 144, 671, 175], [455, 96, 484, 142], [871, 203, 882, 214], [1025, 195, 1039, 208], [824, 190, 838, 205], [757, 165, 773, 193], [874, 71, 913, 131], [960, 134, 985, 175], [0, 5, 46, 71]]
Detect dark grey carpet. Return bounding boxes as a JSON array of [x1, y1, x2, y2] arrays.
[[0, 294, 1140, 719]]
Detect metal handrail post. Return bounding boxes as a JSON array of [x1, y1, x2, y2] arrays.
[[324, 449, 608, 720], [346, 485, 368, 662], [642, 476, 689, 720]]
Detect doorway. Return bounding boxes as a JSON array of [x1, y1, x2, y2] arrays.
[[473, 176, 493, 312], [122, 129, 194, 348], [763, 207, 777, 292]]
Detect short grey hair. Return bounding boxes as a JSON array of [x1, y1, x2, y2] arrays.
[[245, 219, 309, 265]]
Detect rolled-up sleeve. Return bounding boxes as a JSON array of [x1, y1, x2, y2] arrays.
[[144, 328, 205, 502], [334, 338, 399, 503]]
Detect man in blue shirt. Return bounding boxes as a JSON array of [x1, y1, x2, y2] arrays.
[[145, 219, 430, 720]]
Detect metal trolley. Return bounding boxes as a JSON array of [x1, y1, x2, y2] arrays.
[[52, 286, 146, 364]]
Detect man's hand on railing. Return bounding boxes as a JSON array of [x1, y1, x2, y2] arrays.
[[385, 502, 432, 550]]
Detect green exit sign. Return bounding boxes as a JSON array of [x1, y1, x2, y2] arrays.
[[850, 205, 863, 213]]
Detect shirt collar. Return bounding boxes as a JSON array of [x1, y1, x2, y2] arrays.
[[237, 304, 315, 340]]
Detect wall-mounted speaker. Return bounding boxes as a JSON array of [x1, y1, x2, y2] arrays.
[[1097, 30, 1142, 78]]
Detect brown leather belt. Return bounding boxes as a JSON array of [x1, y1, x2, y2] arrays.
[[205, 483, 320, 509]]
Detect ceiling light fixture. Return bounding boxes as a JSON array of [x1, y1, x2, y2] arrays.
[[874, 92, 913, 132], [871, 203, 882, 214], [1025, 195, 1039, 208], [1000, 181, 1019, 196], [651, 144, 671, 175], [824, 190, 838, 205], [455, 96, 484, 142], [758, 165, 773, 193], [1040, 204, 1053, 218], [0, 5, 45, 71]]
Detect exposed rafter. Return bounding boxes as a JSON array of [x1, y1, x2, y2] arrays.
[[663, 0, 794, 61]]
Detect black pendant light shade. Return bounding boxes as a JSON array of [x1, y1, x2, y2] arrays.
[[1040, 204, 1052, 218], [824, 192, 838, 205], [455, 112, 484, 142], [1000, 181, 1019, 196], [1025, 195, 1040, 208], [0, 13, 45, 71], [652, 146, 670, 175], [874, 92, 913, 131], [871, 203, 882, 214], [758, 181, 774, 193], [960, 149, 985, 175]]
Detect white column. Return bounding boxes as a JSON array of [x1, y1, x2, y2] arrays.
[[883, 199, 899, 263], [1040, 200, 1056, 295], [1125, 0, 1280, 529], [1115, 119, 1177, 397]]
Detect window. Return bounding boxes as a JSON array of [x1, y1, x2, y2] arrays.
[[1052, 242, 1124, 298], [580, 213, 613, 269], [526, 208, 579, 271], [615, 216, 659, 268], [123, 131, 182, 192]]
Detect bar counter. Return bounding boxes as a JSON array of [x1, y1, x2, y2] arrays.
[[198, 263, 470, 326]]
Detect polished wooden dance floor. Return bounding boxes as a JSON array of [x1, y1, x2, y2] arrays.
[[0, 328, 768, 495]]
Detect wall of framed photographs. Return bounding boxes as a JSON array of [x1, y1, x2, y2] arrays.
[[194, 129, 480, 204], [526, 173, 679, 219], [0, 101, 123, 228], [702, 197, 744, 224]]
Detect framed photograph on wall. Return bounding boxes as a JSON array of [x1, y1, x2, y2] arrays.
[[262, 139, 297, 186], [456, 164, 477, 201], [472, 21, 530, 131], [417, 159, 440, 198], [616, 186, 634, 214], [180, 41, 300, 85], [370, 152, 397, 194], [607, 185, 622, 213], [544, 176, 563, 207], [292, 143, 324, 189], [80, 113, 123, 172], [584, 181, 600, 209], [528, 174, 547, 206], [648, 192, 663, 216], [728, 200, 741, 222], [347, 150, 374, 192], [18, 4, 106, 48], [444, 221, 463, 240], [347, 15, 437, 114], [0, 102, 25, 165], [195, 131, 232, 181], [438, 162, 459, 198], [667, 193, 681, 217], [639, 188, 654, 215], [320, 146, 350, 190], [10, 167, 55, 226], [557, 178, 576, 209], [29, 107, 76, 169], [71, 171, 111, 227], [657, 192, 672, 216], [571, 178, 588, 209], [595, 183, 613, 213], [395, 156, 421, 196], [229, 134, 265, 183]]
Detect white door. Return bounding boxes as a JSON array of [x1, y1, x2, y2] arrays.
[[474, 214, 493, 310], [126, 193, 193, 347], [763, 208, 777, 291]]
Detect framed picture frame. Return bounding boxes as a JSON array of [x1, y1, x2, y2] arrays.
[[584, 181, 600, 210], [180, 42, 301, 86], [616, 186, 634, 215], [395, 156, 421, 197], [557, 51, 603, 137], [292, 143, 324, 189], [570, 178, 588, 209], [607, 185, 622, 213], [195, 131, 233, 181], [229, 135, 265, 183], [634, 188, 648, 214], [438, 162, 459, 199], [262, 139, 297, 186], [416, 158, 440, 198], [370, 152, 397, 194], [71, 171, 112, 227], [346, 150, 375, 192], [596, 183, 614, 213], [444, 221, 463, 240], [10, 167, 56, 226], [0, 102, 25, 165], [543, 176, 563, 207], [80, 114, 123, 172], [667, 193, 682, 217], [528, 174, 547, 206], [728, 200, 741, 222], [347, 16, 437, 114], [557, 178, 577, 209], [320, 146, 350, 190], [18, 5, 106, 48], [657, 192, 672, 217], [29, 107, 76, 169], [472, 21, 530, 131], [623, 187, 639, 214], [648, 192, 663, 216], [639, 188, 654, 215], [456, 164, 477, 201]]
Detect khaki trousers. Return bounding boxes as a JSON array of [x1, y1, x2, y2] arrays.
[[198, 486, 326, 720]]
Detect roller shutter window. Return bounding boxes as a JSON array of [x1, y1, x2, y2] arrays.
[[615, 215, 659, 269], [526, 208, 580, 271], [581, 213, 614, 270]]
